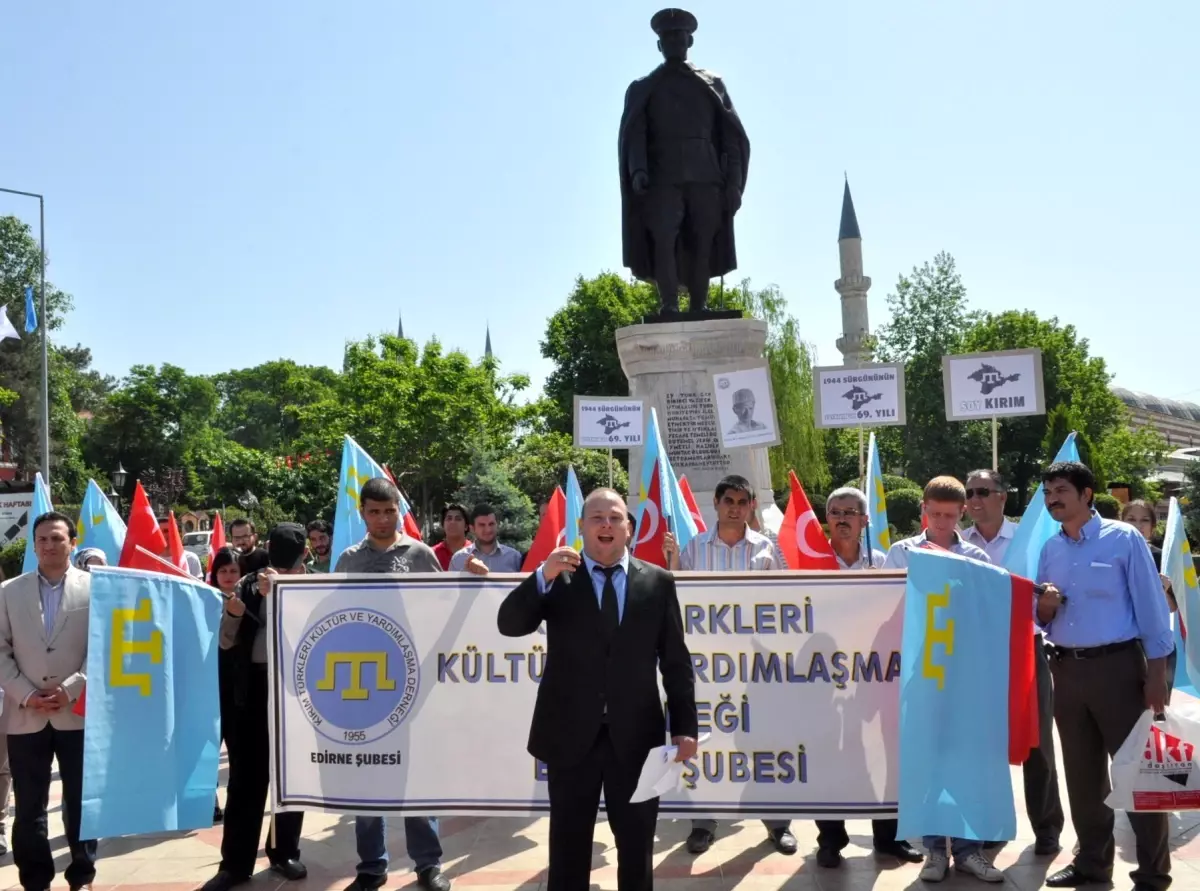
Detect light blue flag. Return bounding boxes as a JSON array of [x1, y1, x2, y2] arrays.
[[898, 548, 1017, 841], [80, 566, 223, 838], [864, 432, 891, 555], [1164, 497, 1200, 695], [635, 408, 698, 553], [21, 472, 53, 574], [24, 284, 37, 334], [565, 466, 585, 551], [78, 478, 127, 566], [331, 435, 389, 569], [1002, 433, 1080, 580]]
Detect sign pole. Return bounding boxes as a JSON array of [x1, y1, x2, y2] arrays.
[[858, 425, 865, 482], [991, 416, 999, 471], [607, 448, 614, 488]]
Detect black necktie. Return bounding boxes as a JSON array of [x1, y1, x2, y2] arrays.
[[596, 565, 620, 635]]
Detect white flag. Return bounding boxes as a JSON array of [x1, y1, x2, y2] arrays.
[[0, 307, 20, 342]]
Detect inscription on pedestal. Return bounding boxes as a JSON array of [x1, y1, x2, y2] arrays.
[[664, 392, 731, 475]]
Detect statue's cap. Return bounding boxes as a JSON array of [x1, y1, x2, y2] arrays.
[[651, 8, 698, 36]]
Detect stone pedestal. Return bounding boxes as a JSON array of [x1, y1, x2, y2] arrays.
[[616, 318, 774, 528]]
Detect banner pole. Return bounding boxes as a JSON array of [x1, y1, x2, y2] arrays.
[[992, 416, 999, 471], [608, 448, 614, 488]]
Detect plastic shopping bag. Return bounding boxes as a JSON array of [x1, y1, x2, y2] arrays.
[[1107, 704, 1200, 812]]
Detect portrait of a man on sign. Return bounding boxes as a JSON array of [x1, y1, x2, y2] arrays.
[[712, 365, 780, 449]]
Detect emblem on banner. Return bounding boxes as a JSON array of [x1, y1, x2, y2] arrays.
[[293, 608, 421, 745]]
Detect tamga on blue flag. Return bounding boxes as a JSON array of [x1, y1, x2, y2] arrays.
[[331, 434, 390, 568], [80, 565, 223, 838], [21, 472, 54, 574], [78, 478, 127, 566], [1003, 432, 1079, 580], [897, 548, 1017, 841]]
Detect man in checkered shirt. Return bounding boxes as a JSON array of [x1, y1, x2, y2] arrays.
[[662, 474, 796, 857]]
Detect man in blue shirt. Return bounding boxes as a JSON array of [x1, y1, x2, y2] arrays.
[[1036, 462, 1172, 891]]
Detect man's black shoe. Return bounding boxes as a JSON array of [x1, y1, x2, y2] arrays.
[[416, 866, 451, 891], [200, 871, 250, 891], [1046, 865, 1106, 888], [1034, 837, 1063, 857], [686, 828, 714, 854], [816, 847, 842, 868], [344, 876, 387, 891], [769, 828, 797, 855], [875, 840, 924, 863], [270, 860, 308, 881], [212, 802, 224, 824]]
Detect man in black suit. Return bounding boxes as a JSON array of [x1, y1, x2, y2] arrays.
[[498, 488, 697, 891]]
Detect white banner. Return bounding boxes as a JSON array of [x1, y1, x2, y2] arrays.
[[573, 396, 645, 449], [812, 364, 906, 428], [942, 349, 1045, 420], [269, 572, 904, 819]]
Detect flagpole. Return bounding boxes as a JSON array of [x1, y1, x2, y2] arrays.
[[858, 425, 865, 482], [607, 448, 614, 488], [991, 415, 999, 471]]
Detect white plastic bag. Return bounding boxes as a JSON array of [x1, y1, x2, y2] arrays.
[[1107, 705, 1200, 811]]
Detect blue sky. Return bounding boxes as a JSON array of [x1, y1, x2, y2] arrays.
[[3, 1, 1196, 406]]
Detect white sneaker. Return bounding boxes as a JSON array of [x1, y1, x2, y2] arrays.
[[956, 852, 1003, 883], [920, 851, 949, 882]]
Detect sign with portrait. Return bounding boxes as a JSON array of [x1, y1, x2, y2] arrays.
[[812, 363, 906, 429], [942, 349, 1045, 420], [572, 396, 645, 449], [711, 363, 781, 449]]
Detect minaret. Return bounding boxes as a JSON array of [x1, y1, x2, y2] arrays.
[[484, 324, 493, 360], [397, 310, 404, 339], [834, 177, 873, 367]]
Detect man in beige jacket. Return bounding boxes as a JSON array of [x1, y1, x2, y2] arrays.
[[0, 511, 95, 891]]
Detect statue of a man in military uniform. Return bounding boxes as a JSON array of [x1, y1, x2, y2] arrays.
[[618, 8, 751, 316]]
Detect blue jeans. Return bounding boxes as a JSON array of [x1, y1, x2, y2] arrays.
[[924, 836, 982, 859], [355, 816, 442, 876]]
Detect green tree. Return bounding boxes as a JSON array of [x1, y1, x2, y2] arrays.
[[1093, 424, 1166, 501], [453, 445, 536, 550], [213, 360, 339, 452], [0, 215, 89, 482], [82, 364, 219, 499], [1182, 460, 1200, 543], [296, 335, 529, 526], [875, 253, 989, 483], [503, 432, 628, 501]]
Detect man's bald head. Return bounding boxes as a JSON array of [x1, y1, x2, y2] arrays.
[[581, 488, 630, 566], [583, 487, 627, 512]]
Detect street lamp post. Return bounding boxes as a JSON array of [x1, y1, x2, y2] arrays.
[[109, 463, 127, 511], [0, 187, 49, 484]]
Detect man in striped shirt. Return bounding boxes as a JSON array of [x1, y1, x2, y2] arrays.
[[662, 474, 796, 856]]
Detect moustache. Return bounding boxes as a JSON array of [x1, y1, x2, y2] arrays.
[[835, 522, 851, 529], [1048, 503, 1063, 510]]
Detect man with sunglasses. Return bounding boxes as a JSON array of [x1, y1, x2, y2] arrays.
[[814, 488, 923, 869], [961, 470, 1064, 859]]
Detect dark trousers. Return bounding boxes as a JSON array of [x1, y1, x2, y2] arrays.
[[546, 726, 657, 891], [1051, 643, 1171, 891], [8, 725, 97, 891], [1024, 640, 1065, 842], [815, 818, 898, 852], [219, 665, 304, 878]]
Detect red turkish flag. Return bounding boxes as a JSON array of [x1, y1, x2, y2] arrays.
[[126, 544, 195, 579], [73, 688, 86, 717], [777, 470, 838, 570], [523, 487, 567, 572], [167, 510, 187, 570], [1007, 574, 1040, 765], [921, 510, 929, 531], [208, 512, 227, 580], [632, 463, 668, 568], [678, 476, 708, 533], [118, 481, 168, 568]]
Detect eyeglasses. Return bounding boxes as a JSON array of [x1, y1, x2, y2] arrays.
[[827, 509, 863, 519], [965, 488, 998, 500]]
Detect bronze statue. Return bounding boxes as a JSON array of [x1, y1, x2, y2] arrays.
[[618, 8, 750, 316]]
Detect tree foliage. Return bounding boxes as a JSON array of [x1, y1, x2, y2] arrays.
[[502, 432, 627, 502], [453, 445, 536, 550]]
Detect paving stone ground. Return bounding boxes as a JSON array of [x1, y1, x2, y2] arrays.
[[5, 696, 1200, 891]]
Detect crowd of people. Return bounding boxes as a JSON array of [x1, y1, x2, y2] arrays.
[[0, 460, 1186, 891]]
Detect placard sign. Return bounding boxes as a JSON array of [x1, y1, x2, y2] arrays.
[[813, 364, 906, 429], [713, 363, 781, 449], [942, 349, 1045, 420], [573, 396, 645, 448]]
